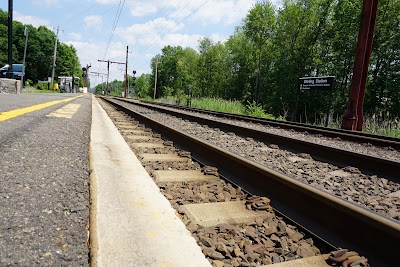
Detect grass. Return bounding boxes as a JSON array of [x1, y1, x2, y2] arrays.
[[151, 97, 285, 120], [363, 117, 400, 138], [319, 115, 400, 138]]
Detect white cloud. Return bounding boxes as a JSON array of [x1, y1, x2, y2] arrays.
[[161, 33, 203, 48], [84, 15, 103, 28], [189, 0, 255, 26], [14, 12, 50, 28], [68, 32, 82, 41], [95, 0, 119, 4], [116, 17, 183, 45], [130, 2, 158, 17], [65, 40, 128, 85]]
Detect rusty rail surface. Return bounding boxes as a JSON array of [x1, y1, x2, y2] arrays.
[[103, 96, 399, 267]]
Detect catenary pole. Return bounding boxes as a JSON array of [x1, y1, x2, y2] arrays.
[[124, 46, 128, 98], [153, 61, 159, 99], [51, 26, 60, 90]]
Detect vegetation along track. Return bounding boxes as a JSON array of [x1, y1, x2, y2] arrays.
[[100, 96, 399, 267], [138, 99, 400, 154]]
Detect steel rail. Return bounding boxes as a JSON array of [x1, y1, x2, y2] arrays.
[[112, 97, 400, 181], [103, 97, 400, 267], [137, 99, 400, 150]]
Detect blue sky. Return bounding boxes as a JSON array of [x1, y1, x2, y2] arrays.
[[0, 0, 279, 86]]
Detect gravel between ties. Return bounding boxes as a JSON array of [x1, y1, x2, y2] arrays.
[[113, 99, 400, 222]]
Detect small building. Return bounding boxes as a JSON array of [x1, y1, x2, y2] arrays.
[[58, 76, 80, 93]]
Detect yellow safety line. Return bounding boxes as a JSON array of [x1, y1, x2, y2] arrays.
[[0, 95, 84, 122]]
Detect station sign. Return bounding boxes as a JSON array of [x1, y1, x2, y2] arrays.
[[299, 76, 334, 91]]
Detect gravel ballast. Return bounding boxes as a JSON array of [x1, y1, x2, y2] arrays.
[[112, 99, 400, 222]]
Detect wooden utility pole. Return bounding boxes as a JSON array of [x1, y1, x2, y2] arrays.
[[341, 0, 378, 131], [153, 61, 159, 99]]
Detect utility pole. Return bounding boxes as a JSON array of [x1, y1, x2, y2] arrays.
[[51, 26, 60, 90], [124, 46, 128, 98], [6, 0, 13, 79], [98, 59, 125, 95], [153, 61, 159, 99], [20, 26, 29, 92]]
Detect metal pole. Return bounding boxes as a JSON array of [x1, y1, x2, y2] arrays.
[[341, 0, 378, 131], [153, 61, 158, 99], [51, 26, 60, 91], [106, 61, 110, 94], [356, 0, 378, 131], [124, 46, 128, 98], [20, 26, 29, 93], [7, 0, 13, 79]]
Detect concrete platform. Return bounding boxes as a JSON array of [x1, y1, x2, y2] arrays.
[[131, 143, 165, 149], [179, 201, 270, 227], [265, 255, 330, 267], [154, 170, 219, 183], [90, 96, 210, 266], [142, 153, 190, 162]]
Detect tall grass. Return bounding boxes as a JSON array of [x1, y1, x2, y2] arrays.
[[191, 98, 246, 114], [320, 115, 400, 138], [152, 97, 285, 120]]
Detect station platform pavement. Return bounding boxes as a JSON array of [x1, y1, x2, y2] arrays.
[[0, 93, 209, 266]]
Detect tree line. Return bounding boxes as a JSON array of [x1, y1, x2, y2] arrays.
[[0, 9, 82, 85], [121, 0, 399, 123]]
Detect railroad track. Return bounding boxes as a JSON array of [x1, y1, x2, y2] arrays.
[[139, 99, 400, 150], [99, 96, 399, 267]]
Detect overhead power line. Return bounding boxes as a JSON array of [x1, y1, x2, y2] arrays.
[[60, 2, 98, 27], [135, 0, 208, 70], [103, 0, 126, 59]]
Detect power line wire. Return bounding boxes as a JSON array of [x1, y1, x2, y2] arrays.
[[60, 4, 119, 34], [60, 2, 98, 26], [103, 0, 126, 59], [133, 0, 186, 51], [134, 0, 208, 70]]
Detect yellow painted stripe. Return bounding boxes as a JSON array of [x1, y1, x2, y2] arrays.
[[46, 103, 81, 119], [0, 95, 83, 122]]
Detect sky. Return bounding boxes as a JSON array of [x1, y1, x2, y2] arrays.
[[0, 0, 279, 86]]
